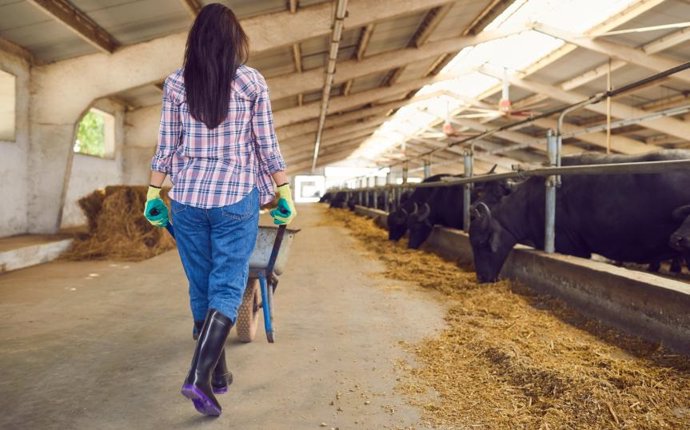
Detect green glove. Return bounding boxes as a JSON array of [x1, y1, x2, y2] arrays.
[[270, 183, 297, 225], [143, 186, 169, 227]]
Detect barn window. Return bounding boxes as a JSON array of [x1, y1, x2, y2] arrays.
[[73, 108, 115, 158], [0, 69, 16, 142]]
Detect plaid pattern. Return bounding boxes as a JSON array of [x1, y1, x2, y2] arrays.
[[151, 66, 286, 208]]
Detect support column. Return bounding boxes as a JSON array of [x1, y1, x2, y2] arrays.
[[544, 130, 559, 254], [463, 150, 473, 232]]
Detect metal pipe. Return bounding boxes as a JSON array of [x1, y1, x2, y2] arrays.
[[353, 159, 690, 190], [310, 0, 349, 172], [463, 150, 473, 232], [402, 161, 409, 184], [544, 130, 558, 254], [423, 159, 431, 178]]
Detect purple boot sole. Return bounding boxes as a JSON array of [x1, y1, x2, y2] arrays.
[[181, 384, 222, 416], [212, 385, 228, 395]]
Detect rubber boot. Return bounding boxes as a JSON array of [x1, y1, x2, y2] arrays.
[[194, 320, 233, 394], [181, 309, 233, 416]]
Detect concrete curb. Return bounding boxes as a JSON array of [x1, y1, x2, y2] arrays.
[[0, 238, 73, 273], [352, 206, 690, 354]]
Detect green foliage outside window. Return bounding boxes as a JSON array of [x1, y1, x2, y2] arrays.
[[74, 110, 105, 157]]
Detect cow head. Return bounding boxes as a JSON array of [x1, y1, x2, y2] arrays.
[[407, 202, 433, 249], [387, 207, 409, 241], [669, 205, 690, 251], [469, 203, 516, 283]]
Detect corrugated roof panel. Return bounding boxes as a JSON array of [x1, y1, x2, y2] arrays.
[[601, 0, 690, 48], [427, 0, 495, 42], [528, 47, 610, 87], [270, 94, 299, 111], [303, 89, 322, 103], [349, 72, 387, 94], [0, 0, 51, 29], [0, 1, 98, 62], [394, 57, 438, 83], [248, 46, 294, 78], [73, 0, 191, 46], [365, 11, 428, 57]]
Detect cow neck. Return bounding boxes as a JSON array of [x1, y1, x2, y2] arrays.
[[494, 189, 529, 244]]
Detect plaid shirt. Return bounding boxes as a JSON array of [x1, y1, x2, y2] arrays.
[[151, 66, 286, 208]]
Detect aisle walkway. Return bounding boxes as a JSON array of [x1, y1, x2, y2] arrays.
[[0, 204, 444, 430]]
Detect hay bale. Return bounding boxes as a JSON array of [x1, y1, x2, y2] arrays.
[[62, 186, 176, 261]]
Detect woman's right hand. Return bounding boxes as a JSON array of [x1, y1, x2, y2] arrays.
[[143, 186, 170, 227]]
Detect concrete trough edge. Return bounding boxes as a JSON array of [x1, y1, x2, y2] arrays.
[[351, 205, 690, 354], [0, 239, 73, 273]]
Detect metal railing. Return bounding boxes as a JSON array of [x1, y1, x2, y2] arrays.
[[331, 63, 690, 255]]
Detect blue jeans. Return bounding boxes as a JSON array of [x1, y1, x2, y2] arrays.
[[171, 188, 259, 323]]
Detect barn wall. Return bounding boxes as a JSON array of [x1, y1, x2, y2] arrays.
[[123, 104, 159, 185], [60, 98, 126, 228], [0, 49, 30, 237]]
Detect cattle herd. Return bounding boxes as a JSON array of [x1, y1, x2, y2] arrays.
[[320, 150, 690, 283]]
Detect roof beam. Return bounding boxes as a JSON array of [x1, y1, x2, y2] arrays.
[[179, 0, 201, 16], [267, 29, 515, 100], [481, 67, 690, 141], [533, 23, 690, 84], [413, 4, 454, 47], [27, 0, 119, 53], [356, 23, 375, 61], [643, 26, 690, 54], [273, 75, 447, 127]]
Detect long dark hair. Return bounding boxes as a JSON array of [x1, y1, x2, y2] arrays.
[[183, 4, 249, 129]]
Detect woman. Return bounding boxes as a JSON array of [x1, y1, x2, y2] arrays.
[[143, 4, 296, 417]]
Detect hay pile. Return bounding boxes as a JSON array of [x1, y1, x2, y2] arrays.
[[62, 186, 176, 261], [325, 208, 690, 429]]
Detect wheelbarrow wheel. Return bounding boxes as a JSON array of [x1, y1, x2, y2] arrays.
[[236, 278, 260, 343]]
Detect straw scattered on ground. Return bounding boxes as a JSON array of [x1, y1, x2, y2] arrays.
[[323, 207, 690, 429], [62, 186, 175, 261]]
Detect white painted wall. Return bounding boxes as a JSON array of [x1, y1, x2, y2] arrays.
[[60, 98, 126, 228], [0, 49, 30, 237]]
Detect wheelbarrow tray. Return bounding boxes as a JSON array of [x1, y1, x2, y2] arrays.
[[248, 225, 299, 276]]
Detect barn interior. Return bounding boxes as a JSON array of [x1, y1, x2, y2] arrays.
[[1, 0, 690, 428]]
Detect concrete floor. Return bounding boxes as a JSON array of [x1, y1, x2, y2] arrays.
[[0, 204, 445, 430]]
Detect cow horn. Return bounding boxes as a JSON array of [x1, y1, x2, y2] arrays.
[[488, 164, 497, 174], [410, 202, 419, 216], [672, 205, 690, 221], [476, 202, 492, 218], [418, 203, 431, 222]]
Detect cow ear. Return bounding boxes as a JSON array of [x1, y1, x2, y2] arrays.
[[672, 205, 690, 221]]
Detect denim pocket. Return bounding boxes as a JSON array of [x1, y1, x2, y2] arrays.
[[171, 200, 188, 215], [221, 189, 258, 221]]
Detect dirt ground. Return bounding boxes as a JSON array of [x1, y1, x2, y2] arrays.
[[0, 204, 447, 430]]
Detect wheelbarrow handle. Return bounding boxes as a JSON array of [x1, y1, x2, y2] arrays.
[[266, 225, 287, 278]]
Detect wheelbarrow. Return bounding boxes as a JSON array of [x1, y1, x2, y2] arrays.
[[156, 215, 298, 344]]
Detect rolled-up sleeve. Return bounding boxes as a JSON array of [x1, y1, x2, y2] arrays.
[[150, 80, 182, 174], [252, 83, 286, 174]]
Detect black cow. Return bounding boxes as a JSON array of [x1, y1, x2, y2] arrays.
[[329, 191, 348, 209], [469, 150, 690, 283], [387, 174, 449, 241], [406, 177, 514, 249], [319, 192, 333, 203]]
